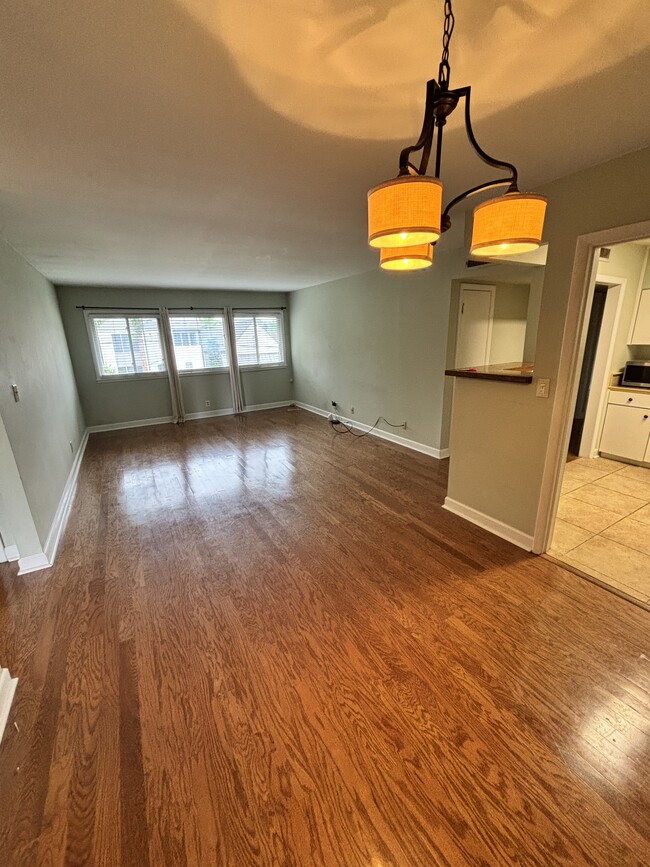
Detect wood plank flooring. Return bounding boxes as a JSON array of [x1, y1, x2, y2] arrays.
[[0, 407, 649, 866]]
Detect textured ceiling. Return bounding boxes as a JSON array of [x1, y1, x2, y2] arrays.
[[0, 0, 649, 290]]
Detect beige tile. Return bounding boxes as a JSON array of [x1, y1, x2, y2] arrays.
[[567, 536, 650, 596], [557, 495, 621, 534], [593, 472, 650, 503], [549, 519, 593, 556], [601, 516, 650, 556], [610, 463, 650, 483], [562, 464, 614, 485], [632, 503, 650, 525], [561, 557, 649, 603], [569, 483, 647, 517], [561, 477, 588, 495], [567, 456, 623, 473]]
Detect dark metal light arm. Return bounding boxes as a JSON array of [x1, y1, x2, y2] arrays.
[[456, 86, 518, 190], [396, 81, 520, 230], [398, 79, 439, 176]]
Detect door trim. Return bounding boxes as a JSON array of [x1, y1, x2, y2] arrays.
[[578, 276, 626, 457], [533, 219, 650, 554]]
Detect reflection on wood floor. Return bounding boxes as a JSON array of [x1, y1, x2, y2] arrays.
[[1, 408, 649, 866]]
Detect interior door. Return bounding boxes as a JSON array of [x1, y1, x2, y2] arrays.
[[455, 284, 495, 368]]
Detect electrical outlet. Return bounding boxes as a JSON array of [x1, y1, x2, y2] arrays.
[[205, 400, 211, 408], [350, 406, 355, 414], [535, 378, 550, 398]]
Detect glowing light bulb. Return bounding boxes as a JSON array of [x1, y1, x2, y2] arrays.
[[401, 232, 408, 240], [501, 243, 508, 249], [403, 258, 408, 265]]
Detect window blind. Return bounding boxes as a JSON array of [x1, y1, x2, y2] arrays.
[[168, 314, 228, 371], [233, 312, 285, 367], [89, 315, 166, 378]]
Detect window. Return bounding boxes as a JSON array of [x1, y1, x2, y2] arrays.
[[168, 314, 228, 372], [234, 311, 285, 368], [87, 313, 166, 379], [172, 330, 199, 347]]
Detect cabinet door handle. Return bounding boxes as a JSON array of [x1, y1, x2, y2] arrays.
[[645, 415, 649, 420], [628, 397, 634, 402]]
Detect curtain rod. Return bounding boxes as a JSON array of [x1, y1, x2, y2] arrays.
[[75, 305, 287, 311]]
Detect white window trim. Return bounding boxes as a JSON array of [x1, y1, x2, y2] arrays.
[[84, 309, 168, 382], [168, 309, 230, 375], [232, 308, 288, 370]]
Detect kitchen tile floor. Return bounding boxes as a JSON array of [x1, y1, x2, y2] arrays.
[[550, 456, 650, 604]]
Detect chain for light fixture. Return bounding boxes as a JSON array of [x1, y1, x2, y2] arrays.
[[368, 0, 547, 268]]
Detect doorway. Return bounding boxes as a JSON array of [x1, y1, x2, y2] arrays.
[[545, 238, 650, 606], [568, 283, 607, 455], [455, 284, 495, 368]]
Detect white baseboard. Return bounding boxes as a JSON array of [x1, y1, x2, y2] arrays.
[[88, 402, 295, 433], [186, 401, 293, 421], [0, 547, 5, 563], [443, 497, 534, 551], [0, 668, 18, 745], [43, 431, 89, 564], [87, 415, 174, 433], [293, 402, 449, 460], [17, 551, 51, 575], [4, 545, 20, 563]]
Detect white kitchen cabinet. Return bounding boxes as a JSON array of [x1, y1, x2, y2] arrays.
[[629, 288, 650, 345], [599, 403, 650, 462]]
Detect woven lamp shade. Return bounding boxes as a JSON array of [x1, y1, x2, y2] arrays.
[[380, 243, 434, 271], [368, 176, 442, 248], [470, 193, 547, 256]]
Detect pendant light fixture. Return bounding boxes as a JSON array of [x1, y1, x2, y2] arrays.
[[369, 0, 546, 271], [380, 242, 434, 271]]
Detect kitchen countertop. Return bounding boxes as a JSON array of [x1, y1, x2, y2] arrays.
[[444, 362, 534, 384]]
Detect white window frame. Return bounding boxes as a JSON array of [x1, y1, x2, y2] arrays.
[[232, 308, 287, 371], [168, 309, 230, 376], [84, 309, 168, 382]]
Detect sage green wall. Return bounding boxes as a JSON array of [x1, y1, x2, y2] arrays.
[[447, 146, 650, 538], [289, 248, 468, 451], [0, 237, 85, 549], [57, 286, 293, 426]]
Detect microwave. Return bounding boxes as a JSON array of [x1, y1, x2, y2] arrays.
[[621, 360, 650, 389]]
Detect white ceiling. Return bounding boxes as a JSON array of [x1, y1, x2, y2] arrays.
[[0, 0, 649, 291]]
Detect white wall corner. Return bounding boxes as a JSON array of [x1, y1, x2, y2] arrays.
[[0, 668, 18, 745], [43, 430, 90, 565], [294, 402, 449, 460], [443, 497, 534, 551]]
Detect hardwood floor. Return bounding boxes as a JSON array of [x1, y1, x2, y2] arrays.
[[1, 407, 649, 866]]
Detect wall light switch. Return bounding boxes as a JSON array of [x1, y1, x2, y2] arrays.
[[535, 378, 550, 398], [11, 384, 20, 402]]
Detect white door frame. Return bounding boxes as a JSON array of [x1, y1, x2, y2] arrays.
[[578, 274, 626, 457], [455, 283, 496, 367], [533, 219, 650, 553]]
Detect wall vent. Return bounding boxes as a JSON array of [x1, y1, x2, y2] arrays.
[[599, 247, 611, 261]]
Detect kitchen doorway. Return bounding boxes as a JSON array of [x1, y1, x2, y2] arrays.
[[546, 239, 650, 606]]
